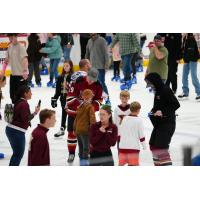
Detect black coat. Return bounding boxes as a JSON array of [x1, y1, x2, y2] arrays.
[[159, 33, 182, 61], [53, 74, 71, 108], [182, 34, 199, 63], [59, 33, 74, 47], [27, 34, 43, 62], [145, 73, 180, 149]]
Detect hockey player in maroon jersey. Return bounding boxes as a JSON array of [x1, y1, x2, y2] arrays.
[[66, 65, 103, 163]]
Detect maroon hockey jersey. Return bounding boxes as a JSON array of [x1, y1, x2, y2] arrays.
[[66, 76, 103, 117]]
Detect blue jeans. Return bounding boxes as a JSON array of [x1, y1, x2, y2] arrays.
[[121, 54, 133, 81], [97, 69, 109, 96], [50, 58, 60, 82], [77, 134, 89, 159], [182, 62, 200, 96], [6, 126, 25, 166], [63, 47, 71, 61]]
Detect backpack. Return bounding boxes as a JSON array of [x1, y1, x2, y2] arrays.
[[4, 104, 14, 123]]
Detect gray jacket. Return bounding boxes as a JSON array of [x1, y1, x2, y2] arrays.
[[85, 35, 109, 70]]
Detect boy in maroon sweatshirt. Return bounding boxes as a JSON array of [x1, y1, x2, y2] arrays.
[[28, 109, 56, 166]]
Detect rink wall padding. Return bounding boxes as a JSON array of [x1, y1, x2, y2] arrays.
[[4, 59, 200, 77]]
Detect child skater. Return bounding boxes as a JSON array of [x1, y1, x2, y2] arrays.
[[73, 89, 96, 166], [111, 33, 121, 82], [118, 101, 146, 166], [51, 60, 73, 137]]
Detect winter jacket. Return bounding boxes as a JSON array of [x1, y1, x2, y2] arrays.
[[85, 35, 109, 70], [28, 124, 50, 166], [145, 73, 180, 149], [159, 33, 182, 61], [59, 33, 74, 47], [27, 33, 43, 62], [66, 76, 103, 117], [73, 103, 96, 135], [89, 122, 118, 153], [53, 74, 71, 108], [182, 34, 200, 63], [40, 35, 62, 59]]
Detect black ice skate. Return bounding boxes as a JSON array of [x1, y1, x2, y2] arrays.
[[67, 154, 75, 163], [54, 127, 65, 138]]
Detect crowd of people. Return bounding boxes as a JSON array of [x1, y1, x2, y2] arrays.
[[0, 33, 200, 166]]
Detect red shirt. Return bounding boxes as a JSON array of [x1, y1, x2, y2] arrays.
[[28, 124, 50, 166], [89, 122, 118, 153]]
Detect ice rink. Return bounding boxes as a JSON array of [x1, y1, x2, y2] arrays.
[[0, 64, 200, 166]]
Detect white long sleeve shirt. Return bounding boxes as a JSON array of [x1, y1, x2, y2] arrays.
[[113, 105, 131, 129], [119, 115, 146, 152]]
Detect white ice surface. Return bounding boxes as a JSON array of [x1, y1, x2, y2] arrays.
[[0, 64, 200, 166]]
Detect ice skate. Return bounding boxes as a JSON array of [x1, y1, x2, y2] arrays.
[[54, 127, 65, 138]]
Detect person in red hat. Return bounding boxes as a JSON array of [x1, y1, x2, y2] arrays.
[[145, 35, 168, 83]]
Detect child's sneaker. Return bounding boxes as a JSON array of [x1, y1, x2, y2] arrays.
[[54, 127, 65, 138], [178, 93, 189, 100], [47, 81, 53, 87]]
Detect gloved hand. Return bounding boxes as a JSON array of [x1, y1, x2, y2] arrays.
[[51, 97, 57, 108]]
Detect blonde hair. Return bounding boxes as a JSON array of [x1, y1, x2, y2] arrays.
[[130, 101, 141, 112], [120, 91, 130, 98]]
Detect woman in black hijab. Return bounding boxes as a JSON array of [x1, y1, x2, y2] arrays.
[[145, 73, 180, 166]]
